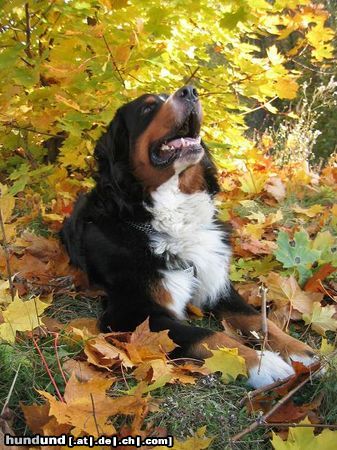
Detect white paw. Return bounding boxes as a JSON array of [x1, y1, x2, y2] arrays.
[[248, 350, 295, 389]]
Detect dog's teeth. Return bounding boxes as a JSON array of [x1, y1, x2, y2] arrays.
[[161, 145, 170, 150], [197, 136, 201, 143], [180, 138, 185, 146]]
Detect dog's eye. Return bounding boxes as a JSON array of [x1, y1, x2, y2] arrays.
[[141, 104, 155, 115]]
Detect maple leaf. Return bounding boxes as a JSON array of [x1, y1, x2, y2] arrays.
[[203, 346, 247, 383], [303, 303, 337, 336], [84, 335, 134, 369], [126, 318, 177, 363], [133, 358, 173, 383], [292, 204, 324, 218], [0, 296, 49, 342], [38, 373, 147, 437], [261, 272, 322, 316], [275, 230, 320, 284], [271, 418, 337, 449], [239, 171, 268, 194]]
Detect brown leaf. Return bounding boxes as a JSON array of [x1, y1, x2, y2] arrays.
[[21, 402, 50, 434], [63, 359, 114, 382], [126, 319, 177, 363], [38, 373, 147, 437], [85, 335, 134, 369]]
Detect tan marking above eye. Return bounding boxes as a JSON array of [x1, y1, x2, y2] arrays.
[[144, 96, 157, 104]]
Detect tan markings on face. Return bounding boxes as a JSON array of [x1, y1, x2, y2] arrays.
[[131, 98, 180, 191], [144, 96, 157, 104], [189, 331, 259, 369], [179, 163, 206, 194], [150, 280, 173, 308]]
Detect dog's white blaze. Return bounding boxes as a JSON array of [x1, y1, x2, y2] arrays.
[[248, 351, 295, 388], [148, 174, 231, 316]]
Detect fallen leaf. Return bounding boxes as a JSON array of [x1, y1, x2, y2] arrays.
[[203, 346, 247, 383], [292, 204, 324, 217], [126, 319, 177, 363], [271, 418, 337, 449], [304, 264, 336, 293], [0, 296, 49, 342], [38, 373, 147, 437], [303, 303, 337, 336], [63, 359, 114, 382], [85, 335, 134, 369]]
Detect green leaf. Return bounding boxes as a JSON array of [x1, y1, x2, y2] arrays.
[[274, 230, 321, 284]]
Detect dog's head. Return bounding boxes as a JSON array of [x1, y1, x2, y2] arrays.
[[94, 85, 219, 214]]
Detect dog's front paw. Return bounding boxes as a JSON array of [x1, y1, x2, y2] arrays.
[[248, 350, 295, 389]]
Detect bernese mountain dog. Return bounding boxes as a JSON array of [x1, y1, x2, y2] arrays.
[[60, 85, 318, 388]]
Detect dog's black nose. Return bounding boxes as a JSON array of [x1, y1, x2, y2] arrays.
[[175, 85, 199, 102]]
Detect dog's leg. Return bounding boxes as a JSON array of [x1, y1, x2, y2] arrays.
[[210, 284, 318, 367], [149, 314, 295, 388]]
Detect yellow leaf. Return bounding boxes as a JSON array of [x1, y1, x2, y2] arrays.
[[239, 171, 268, 194], [203, 346, 247, 383], [267, 45, 285, 65], [319, 338, 335, 356], [271, 418, 337, 450], [0, 279, 14, 306], [275, 77, 298, 99], [303, 303, 337, 336], [0, 296, 49, 342], [0, 193, 15, 223], [292, 204, 323, 217]]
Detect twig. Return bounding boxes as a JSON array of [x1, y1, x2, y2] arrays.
[[0, 200, 15, 302], [1, 363, 22, 416], [1, 122, 60, 138], [185, 66, 200, 85], [32, 336, 64, 402], [120, 363, 130, 391], [24, 3, 33, 58], [257, 284, 269, 372], [22, 129, 38, 169], [90, 393, 101, 437], [260, 422, 337, 429], [238, 374, 295, 407], [230, 364, 322, 443], [52, 332, 68, 385], [102, 34, 125, 88]]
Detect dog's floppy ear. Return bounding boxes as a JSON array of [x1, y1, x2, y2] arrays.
[[201, 140, 220, 196], [94, 110, 141, 216]]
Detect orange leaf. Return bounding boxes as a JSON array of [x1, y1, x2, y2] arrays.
[[304, 263, 336, 293]]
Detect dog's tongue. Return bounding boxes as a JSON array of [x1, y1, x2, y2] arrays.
[[163, 136, 201, 150]]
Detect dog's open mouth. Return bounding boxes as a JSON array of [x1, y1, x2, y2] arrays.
[[150, 111, 203, 168]]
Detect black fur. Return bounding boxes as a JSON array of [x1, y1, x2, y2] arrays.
[[60, 91, 258, 357]]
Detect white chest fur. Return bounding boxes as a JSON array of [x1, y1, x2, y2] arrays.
[[147, 175, 231, 319]]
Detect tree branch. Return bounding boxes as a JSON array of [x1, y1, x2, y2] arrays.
[[25, 3, 33, 58]]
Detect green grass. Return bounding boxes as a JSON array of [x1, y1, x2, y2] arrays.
[[1, 291, 337, 449]]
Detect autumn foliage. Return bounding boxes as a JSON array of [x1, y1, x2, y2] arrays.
[[1, 1, 337, 449]]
